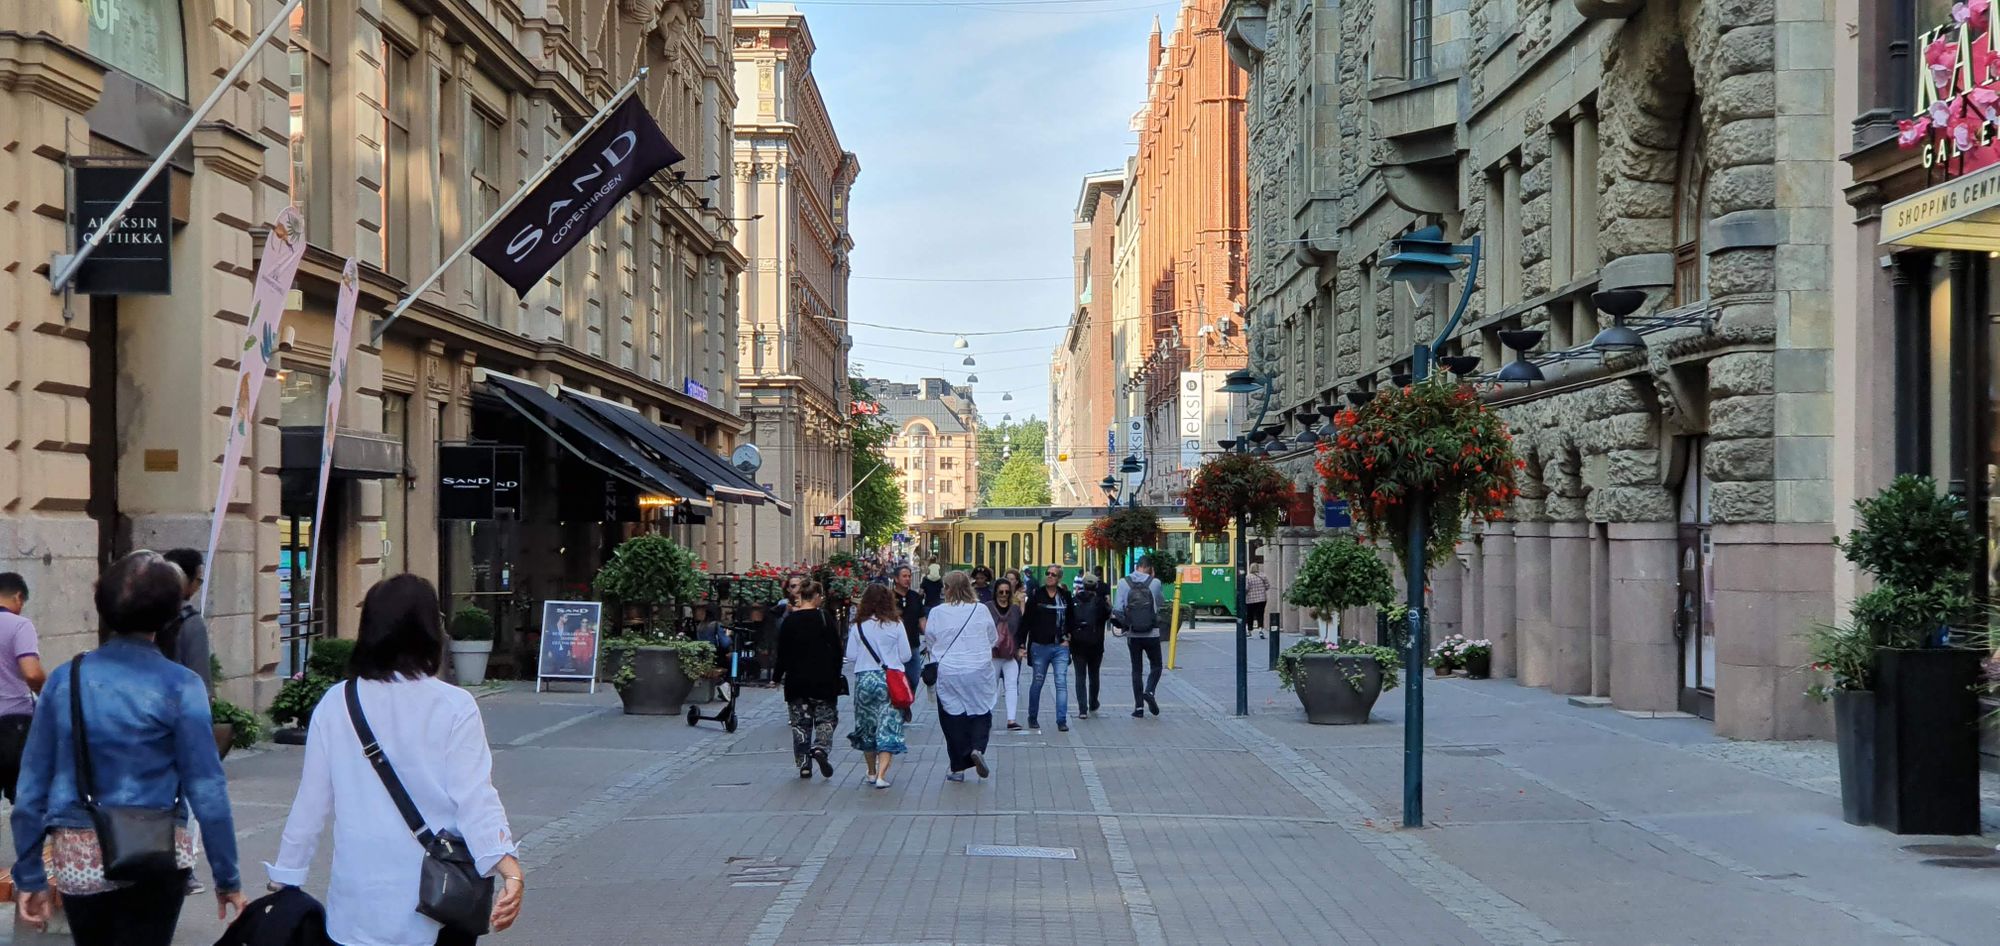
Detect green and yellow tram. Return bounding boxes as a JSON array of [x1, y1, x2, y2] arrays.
[[910, 507, 1240, 617]]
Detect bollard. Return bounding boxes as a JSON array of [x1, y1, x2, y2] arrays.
[[1267, 613, 1281, 670]]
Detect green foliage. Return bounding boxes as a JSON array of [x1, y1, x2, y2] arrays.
[[989, 450, 1053, 507], [594, 535, 704, 628], [978, 419, 1047, 504], [1276, 637, 1403, 693], [1141, 547, 1187, 584], [603, 631, 716, 691], [1091, 507, 1160, 554], [307, 639, 355, 678], [1802, 619, 1877, 700], [210, 697, 263, 748], [1182, 451, 1296, 538], [268, 671, 337, 729], [827, 551, 859, 570], [1836, 475, 1981, 592], [850, 379, 907, 547], [1285, 537, 1396, 616], [449, 606, 495, 642]]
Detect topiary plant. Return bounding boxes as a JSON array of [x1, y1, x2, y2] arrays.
[[1285, 536, 1396, 618], [594, 535, 704, 631], [1835, 475, 1980, 592], [449, 606, 495, 641]]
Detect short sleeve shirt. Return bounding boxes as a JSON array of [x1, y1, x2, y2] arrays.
[[0, 609, 40, 716], [895, 588, 927, 650]]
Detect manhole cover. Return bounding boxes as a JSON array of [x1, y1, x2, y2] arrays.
[[965, 844, 1077, 860], [1902, 844, 1996, 858], [1437, 746, 1502, 757]]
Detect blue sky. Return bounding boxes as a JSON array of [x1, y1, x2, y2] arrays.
[[793, 0, 1186, 422]]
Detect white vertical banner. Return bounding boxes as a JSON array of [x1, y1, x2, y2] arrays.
[[200, 208, 308, 613], [306, 259, 361, 616], [1178, 371, 1204, 470]]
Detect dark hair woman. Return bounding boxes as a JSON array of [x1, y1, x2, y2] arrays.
[[267, 575, 524, 945], [772, 580, 841, 780], [844, 584, 910, 789], [10, 550, 246, 946], [987, 579, 1024, 731]]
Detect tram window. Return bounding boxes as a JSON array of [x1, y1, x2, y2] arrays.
[[974, 534, 985, 567], [963, 533, 973, 564], [1010, 534, 1021, 569], [1062, 533, 1078, 566], [1024, 533, 1036, 565], [1164, 532, 1192, 561], [1197, 537, 1230, 565]]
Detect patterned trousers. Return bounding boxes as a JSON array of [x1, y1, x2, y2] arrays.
[[788, 697, 838, 765]]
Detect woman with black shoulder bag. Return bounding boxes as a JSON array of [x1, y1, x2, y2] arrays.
[[925, 572, 1000, 781], [772, 579, 843, 780]]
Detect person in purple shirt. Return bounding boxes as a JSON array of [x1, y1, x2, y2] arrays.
[[0, 572, 47, 803]]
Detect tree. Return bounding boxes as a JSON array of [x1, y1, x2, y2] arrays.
[[977, 418, 1047, 505], [989, 449, 1052, 506], [849, 378, 905, 548]]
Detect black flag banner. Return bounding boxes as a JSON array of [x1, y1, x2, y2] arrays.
[[473, 96, 683, 296]]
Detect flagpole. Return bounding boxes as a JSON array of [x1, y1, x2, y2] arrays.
[[50, 0, 305, 293], [370, 67, 651, 343]]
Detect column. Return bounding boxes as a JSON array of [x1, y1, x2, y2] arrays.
[[1713, 523, 1835, 739], [1513, 519, 1552, 688], [1462, 532, 1484, 642], [1480, 522, 1516, 677], [1607, 522, 1678, 712], [1431, 543, 1462, 639], [1547, 521, 1592, 694], [1589, 522, 1611, 696]]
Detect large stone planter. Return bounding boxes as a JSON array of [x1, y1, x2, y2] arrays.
[[1462, 652, 1492, 679], [1832, 689, 1875, 827], [1871, 647, 1981, 835], [618, 646, 696, 716], [213, 723, 236, 760], [1294, 653, 1385, 725], [449, 640, 493, 685]]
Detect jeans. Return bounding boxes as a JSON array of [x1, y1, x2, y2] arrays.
[[1026, 643, 1071, 725], [1072, 643, 1104, 712], [64, 869, 189, 946], [1128, 636, 1163, 706]]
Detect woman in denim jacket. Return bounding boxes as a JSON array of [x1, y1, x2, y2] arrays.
[[10, 550, 245, 946]]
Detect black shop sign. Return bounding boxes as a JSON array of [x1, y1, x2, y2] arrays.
[[72, 166, 172, 295], [439, 444, 526, 520]]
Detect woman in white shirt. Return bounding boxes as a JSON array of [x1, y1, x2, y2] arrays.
[[925, 571, 999, 781], [267, 575, 522, 946], [844, 584, 911, 789]]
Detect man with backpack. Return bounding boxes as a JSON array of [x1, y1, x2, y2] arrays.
[[1111, 560, 1165, 718]]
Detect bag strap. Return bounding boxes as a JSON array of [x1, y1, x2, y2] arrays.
[[853, 621, 887, 670], [69, 652, 95, 805], [345, 681, 435, 847]]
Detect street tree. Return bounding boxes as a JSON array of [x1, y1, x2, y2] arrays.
[[989, 449, 1052, 506], [849, 378, 905, 547]]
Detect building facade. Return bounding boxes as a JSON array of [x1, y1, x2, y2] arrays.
[[1052, 171, 1126, 506], [1, 0, 755, 703], [1225, 0, 1842, 738], [1120, 5, 1252, 504], [867, 379, 980, 525], [731, 1, 858, 566]]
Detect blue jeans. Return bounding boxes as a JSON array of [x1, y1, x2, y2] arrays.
[[1027, 643, 1071, 725]]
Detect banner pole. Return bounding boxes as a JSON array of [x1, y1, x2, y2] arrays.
[[370, 67, 651, 343], [49, 0, 305, 293]]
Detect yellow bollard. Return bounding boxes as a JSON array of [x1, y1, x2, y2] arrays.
[[1166, 576, 1186, 670]]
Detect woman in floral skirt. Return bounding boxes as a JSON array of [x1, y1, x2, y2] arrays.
[[844, 584, 910, 788]]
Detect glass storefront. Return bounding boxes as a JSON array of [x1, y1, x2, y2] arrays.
[[89, 0, 188, 99], [1896, 251, 2000, 600]]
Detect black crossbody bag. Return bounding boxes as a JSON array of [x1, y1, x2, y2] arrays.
[[345, 681, 494, 936], [70, 652, 181, 880], [921, 609, 978, 688]]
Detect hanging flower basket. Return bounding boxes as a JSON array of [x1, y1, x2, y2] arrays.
[[1180, 451, 1300, 538], [1315, 378, 1522, 568], [1085, 507, 1160, 553]]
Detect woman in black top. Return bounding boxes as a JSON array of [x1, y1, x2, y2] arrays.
[[772, 580, 842, 779], [1070, 572, 1110, 717]]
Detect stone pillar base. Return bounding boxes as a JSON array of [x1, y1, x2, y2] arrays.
[[1608, 522, 1678, 712], [1548, 521, 1592, 694], [1514, 521, 1552, 688], [1712, 523, 1836, 740]]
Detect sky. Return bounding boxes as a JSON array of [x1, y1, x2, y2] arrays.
[[788, 0, 1189, 424]]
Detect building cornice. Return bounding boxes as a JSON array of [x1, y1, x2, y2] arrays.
[[0, 31, 104, 114]]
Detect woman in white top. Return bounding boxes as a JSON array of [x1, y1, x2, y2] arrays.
[[843, 584, 911, 789], [925, 571, 1000, 781], [267, 575, 522, 946]]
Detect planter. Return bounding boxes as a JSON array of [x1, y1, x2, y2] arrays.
[[213, 723, 235, 760], [1870, 647, 1982, 835], [273, 726, 307, 746], [690, 678, 716, 704], [1293, 653, 1385, 725], [1832, 689, 1875, 827], [449, 640, 493, 686], [1462, 652, 1492, 679], [1432, 665, 1455, 678], [617, 646, 696, 716]]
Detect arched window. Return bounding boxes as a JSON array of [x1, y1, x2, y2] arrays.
[[1673, 103, 1709, 306]]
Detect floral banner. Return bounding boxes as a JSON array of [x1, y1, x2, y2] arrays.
[[1902, 0, 2000, 172], [199, 207, 307, 613], [305, 258, 360, 617]]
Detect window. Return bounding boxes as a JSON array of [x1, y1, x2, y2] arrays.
[[942, 480, 953, 492], [963, 533, 974, 564], [941, 456, 956, 469], [91, 0, 189, 99], [469, 109, 505, 321], [288, 2, 333, 245], [1407, 0, 1433, 81], [1198, 537, 1231, 566], [1164, 531, 1192, 562], [383, 41, 415, 278], [1062, 533, 1079, 566], [278, 368, 328, 426], [1673, 104, 1708, 306], [381, 393, 410, 575]]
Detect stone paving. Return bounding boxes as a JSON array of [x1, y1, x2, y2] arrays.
[[8, 620, 1993, 945]]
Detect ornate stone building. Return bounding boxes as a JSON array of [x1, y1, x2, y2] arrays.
[[0, 0, 753, 702], [867, 378, 980, 525], [1225, 0, 1840, 738], [1052, 171, 1125, 506], [731, 1, 858, 565]]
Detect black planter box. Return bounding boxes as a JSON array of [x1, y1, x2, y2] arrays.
[[1871, 647, 1982, 836], [1831, 690, 1874, 826]]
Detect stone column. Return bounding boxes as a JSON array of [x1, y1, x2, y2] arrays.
[[1713, 523, 1835, 739], [1480, 522, 1516, 677], [1608, 522, 1679, 712], [1431, 544, 1463, 640], [1462, 532, 1484, 642], [1513, 520, 1552, 688], [1589, 523, 1612, 697], [1547, 521, 1592, 694]]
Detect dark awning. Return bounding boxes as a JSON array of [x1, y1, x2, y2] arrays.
[[279, 426, 403, 479], [482, 373, 709, 509], [561, 388, 793, 514]]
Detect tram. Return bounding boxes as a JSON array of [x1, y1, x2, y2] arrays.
[[909, 506, 1240, 617]]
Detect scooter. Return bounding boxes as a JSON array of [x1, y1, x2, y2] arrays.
[[687, 628, 746, 733]]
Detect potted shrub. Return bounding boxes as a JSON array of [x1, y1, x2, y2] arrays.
[[1458, 638, 1494, 679], [1803, 617, 1877, 826], [448, 606, 496, 686], [1429, 634, 1465, 677], [209, 696, 262, 759], [267, 638, 354, 744], [594, 535, 706, 715], [1284, 536, 1395, 637], [1822, 475, 1984, 834], [1276, 637, 1402, 724]]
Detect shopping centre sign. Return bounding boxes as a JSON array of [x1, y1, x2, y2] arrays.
[[1903, 2, 2000, 172]]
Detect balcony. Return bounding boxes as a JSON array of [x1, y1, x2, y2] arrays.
[[1369, 73, 1462, 215]]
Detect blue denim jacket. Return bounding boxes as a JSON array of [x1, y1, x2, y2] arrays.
[[9, 637, 241, 892]]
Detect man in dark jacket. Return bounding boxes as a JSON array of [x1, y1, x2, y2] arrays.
[[892, 565, 927, 720], [1069, 571, 1109, 717], [1019, 567, 1074, 732]]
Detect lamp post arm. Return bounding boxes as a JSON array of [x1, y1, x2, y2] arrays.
[[1429, 235, 1484, 352]]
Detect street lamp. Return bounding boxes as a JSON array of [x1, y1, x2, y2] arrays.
[[1099, 473, 1119, 508], [1218, 366, 1279, 718], [1378, 223, 1483, 829]]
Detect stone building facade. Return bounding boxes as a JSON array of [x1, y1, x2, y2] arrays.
[[731, 1, 859, 566], [1052, 171, 1126, 506], [0, 0, 752, 703], [1225, 0, 1841, 738], [867, 379, 981, 525]]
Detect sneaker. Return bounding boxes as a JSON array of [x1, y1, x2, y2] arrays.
[[1145, 693, 1160, 716], [1028, 718, 1040, 731], [945, 772, 967, 782], [798, 762, 813, 779], [185, 877, 205, 896], [971, 750, 990, 778], [1078, 711, 1089, 720], [873, 777, 891, 790], [812, 747, 834, 778], [1131, 708, 1145, 718], [1057, 721, 1069, 732], [1007, 721, 1023, 731]]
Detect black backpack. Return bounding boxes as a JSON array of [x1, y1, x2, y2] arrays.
[[1122, 576, 1159, 632]]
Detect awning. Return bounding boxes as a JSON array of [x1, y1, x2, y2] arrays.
[[1882, 160, 2000, 250], [278, 426, 403, 479], [561, 388, 793, 514], [483, 373, 709, 509]]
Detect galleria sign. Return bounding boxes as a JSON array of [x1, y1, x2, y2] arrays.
[[1903, 1, 2000, 171]]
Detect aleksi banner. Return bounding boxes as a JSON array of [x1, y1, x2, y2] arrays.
[[200, 208, 308, 613], [471, 96, 682, 296], [305, 258, 360, 617]]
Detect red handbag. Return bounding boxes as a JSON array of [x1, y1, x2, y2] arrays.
[[855, 623, 915, 709]]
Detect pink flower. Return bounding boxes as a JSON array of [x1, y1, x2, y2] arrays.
[[1928, 37, 1961, 93], [1974, 0, 1994, 30], [1949, 101, 1982, 149], [1972, 86, 2000, 125], [1933, 97, 1955, 127], [1901, 116, 1934, 147]]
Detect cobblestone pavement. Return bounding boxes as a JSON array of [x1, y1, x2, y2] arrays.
[[10, 620, 1986, 945]]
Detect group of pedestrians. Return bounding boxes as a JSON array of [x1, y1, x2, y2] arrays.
[[0, 554, 521, 946]]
